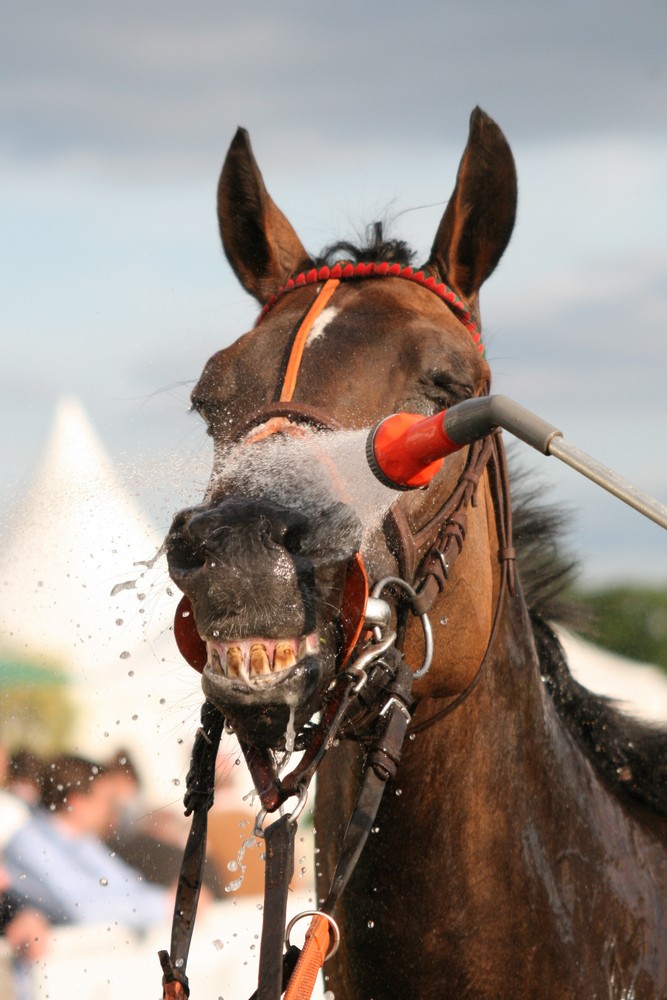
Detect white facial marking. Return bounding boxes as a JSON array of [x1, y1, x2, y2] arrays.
[[306, 305, 339, 346]]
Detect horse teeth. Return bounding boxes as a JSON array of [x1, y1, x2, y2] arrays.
[[298, 635, 316, 658], [207, 633, 320, 681], [209, 647, 224, 675], [226, 645, 245, 678], [273, 641, 297, 672], [249, 642, 271, 676]]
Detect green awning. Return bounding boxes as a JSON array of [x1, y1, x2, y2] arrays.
[[0, 658, 69, 687]]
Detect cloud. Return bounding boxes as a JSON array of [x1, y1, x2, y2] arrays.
[[2, 0, 666, 176]]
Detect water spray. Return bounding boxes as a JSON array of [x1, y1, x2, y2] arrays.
[[367, 395, 667, 530]]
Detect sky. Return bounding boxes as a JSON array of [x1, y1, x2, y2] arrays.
[[2, 0, 667, 586]]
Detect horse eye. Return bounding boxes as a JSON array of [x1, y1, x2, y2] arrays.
[[424, 373, 472, 407], [190, 398, 214, 433]]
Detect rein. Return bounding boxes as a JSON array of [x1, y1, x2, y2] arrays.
[[161, 265, 515, 999]]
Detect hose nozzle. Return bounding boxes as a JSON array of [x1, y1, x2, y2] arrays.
[[366, 410, 463, 490], [367, 395, 562, 491]]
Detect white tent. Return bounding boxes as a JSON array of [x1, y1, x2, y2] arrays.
[[0, 398, 200, 805], [560, 628, 667, 725]]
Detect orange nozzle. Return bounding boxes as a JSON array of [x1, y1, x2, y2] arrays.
[[367, 410, 463, 490]]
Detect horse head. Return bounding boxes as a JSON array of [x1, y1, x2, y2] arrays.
[[165, 108, 517, 749]]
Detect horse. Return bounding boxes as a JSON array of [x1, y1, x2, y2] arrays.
[[165, 109, 667, 998]]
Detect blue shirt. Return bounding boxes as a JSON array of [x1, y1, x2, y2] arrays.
[[4, 810, 168, 931]]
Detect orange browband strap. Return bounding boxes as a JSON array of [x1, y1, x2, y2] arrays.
[[279, 278, 340, 402]]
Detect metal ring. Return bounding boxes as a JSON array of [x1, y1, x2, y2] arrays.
[[345, 630, 397, 692], [284, 910, 340, 961], [253, 784, 309, 839], [370, 576, 433, 679]]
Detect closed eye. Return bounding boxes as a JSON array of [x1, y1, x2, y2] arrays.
[[422, 372, 473, 409], [190, 397, 214, 435]]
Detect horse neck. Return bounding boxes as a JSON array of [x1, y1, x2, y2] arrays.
[[316, 587, 666, 997]]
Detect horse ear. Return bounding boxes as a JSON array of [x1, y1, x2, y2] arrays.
[[217, 128, 311, 303], [427, 108, 517, 306]]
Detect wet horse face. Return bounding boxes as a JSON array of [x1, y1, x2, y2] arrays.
[[166, 109, 516, 748]]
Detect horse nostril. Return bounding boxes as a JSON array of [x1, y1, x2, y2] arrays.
[[166, 507, 210, 575], [283, 522, 307, 555]]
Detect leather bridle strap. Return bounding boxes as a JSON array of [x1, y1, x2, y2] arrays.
[[279, 278, 340, 402], [407, 432, 516, 734], [159, 701, 225, 998]]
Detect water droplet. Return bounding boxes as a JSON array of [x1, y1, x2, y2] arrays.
[[395, 788, 402, 796], [439, 617, 449, 625], [367, 920, 375, 929], [99, 878, 109, 887], [175, 958, 184, 969], [159, 698, 166, 704], [132, 714, 138, 721], [212, 939, 224, 951], [128, 670, 135, 677], [115, 618, 124, 626], [119, 651, 130, 660]]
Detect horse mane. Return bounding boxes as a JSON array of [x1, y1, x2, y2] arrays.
[[513, 470, 667, 819], [314, 222, 416, 269]]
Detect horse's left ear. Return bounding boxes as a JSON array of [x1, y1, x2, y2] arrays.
[[427, 108, 517, 307], [217, 128, 312, 303]]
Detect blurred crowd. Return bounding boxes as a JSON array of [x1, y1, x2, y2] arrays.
[[0, 741, 224, 992]]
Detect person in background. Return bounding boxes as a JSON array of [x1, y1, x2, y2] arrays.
[[1, 741, 50, 1000], [7, 750, 43, 808], [101, 750, 223, 897], [0, 743, 30, 849], [3, 754, 170, 932], [0, 864, 49, 961]]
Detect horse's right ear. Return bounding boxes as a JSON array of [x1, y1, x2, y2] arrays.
[[217, 128, 311, 304]]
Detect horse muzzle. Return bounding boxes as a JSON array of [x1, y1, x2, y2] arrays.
[[165, 495, 364, 747]]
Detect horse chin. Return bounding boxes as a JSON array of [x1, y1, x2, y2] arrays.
[[200, 629, 336, 748]]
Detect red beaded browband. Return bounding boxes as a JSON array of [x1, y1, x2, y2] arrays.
[[256, 261, 483, 354]]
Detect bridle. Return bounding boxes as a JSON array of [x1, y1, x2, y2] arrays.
[[161, 263, 516, 999]]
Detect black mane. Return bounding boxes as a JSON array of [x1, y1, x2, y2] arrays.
[[513, 475, 667, 819], [314, 222, 416, 269]]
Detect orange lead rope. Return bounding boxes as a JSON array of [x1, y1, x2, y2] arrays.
[[284, 914, 336, 1000], [279, 278, 340, 402]]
